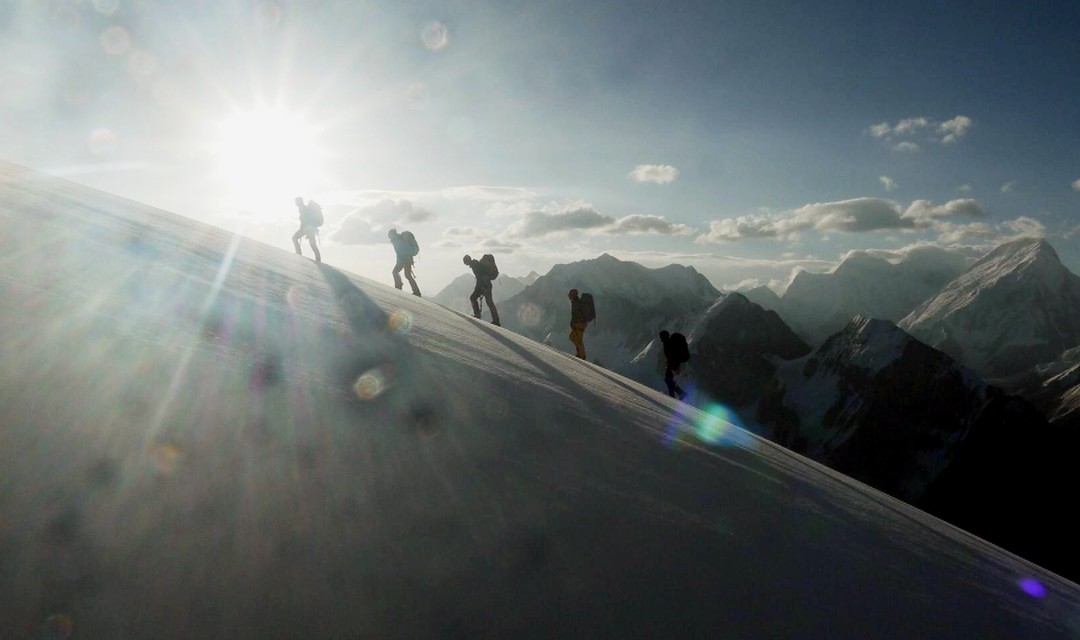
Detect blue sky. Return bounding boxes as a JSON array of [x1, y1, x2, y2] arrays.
[[3, 0, 1078, 292]]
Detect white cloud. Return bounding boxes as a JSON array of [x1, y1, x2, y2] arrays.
[[701, 197, 989, 242], [1072, 178, 1080, 191], [506, 205, 693, 238], [1001, 181, 1017, 193], [902, 198, 988, 224], [879, 176, 898, 192], [606, 214, 696, 236], [1001, 216, 1045, 238], [629, 164, 678, 184], [701, 198, 911, 241], [328, 199, 435, 245], [957, 184, 973, 193], [939, 116, 973, 144], [507, 207, 614, 238], [867, 115, 974, 148]]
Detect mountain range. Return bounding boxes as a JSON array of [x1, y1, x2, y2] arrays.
[[9, 160, 1080, 635], [431, 239, 1080, 581]]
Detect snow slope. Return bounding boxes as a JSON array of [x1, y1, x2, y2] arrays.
[[429, 271, 531, 315], [901, 238, 1080, 379], [2, 162, 1080, 638]]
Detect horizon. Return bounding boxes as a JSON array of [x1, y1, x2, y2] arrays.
[[4, 164, 1080, 636], [3, 1, 1079, 293]]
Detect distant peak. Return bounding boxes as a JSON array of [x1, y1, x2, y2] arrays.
[[976, 237, 1061, 271]]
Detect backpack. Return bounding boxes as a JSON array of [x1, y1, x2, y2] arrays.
[[401, 231, 419, 257], [479, 254, 499, 280], [580, 293, 596, 323], [308, 201, 324, 227], [669, 332, 690, 364]]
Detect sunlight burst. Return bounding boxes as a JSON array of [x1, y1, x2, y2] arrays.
[[214, 107, 322, 212]]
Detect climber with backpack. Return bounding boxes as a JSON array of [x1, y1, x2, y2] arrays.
[[292, 196, 323, 263], [568, 288, 595, 360], [388, 228, 421, 297], [658, 330, 689, 400], [463, 253, 500, 326]]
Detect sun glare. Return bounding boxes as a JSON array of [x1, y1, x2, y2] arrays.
[[214, 108, 322, 211]]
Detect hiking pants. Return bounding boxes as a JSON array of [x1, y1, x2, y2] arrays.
[[393, 256, 420, 295], [569, 322, 587, 359], [292, 225, 321, 262], [664, 363, 685, 398], [470, 281, 499, 326]]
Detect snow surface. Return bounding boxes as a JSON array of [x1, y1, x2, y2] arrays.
[[3, 162, 1080, 638]]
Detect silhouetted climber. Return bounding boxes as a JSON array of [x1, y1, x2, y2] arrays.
[[659, 330, 689, 400], [464, 254, 500, 326], [388, 228, 421, 297], [568, 288, 595, 359], [292, 196, 323, 263]]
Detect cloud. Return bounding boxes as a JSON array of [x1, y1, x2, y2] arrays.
[[957, 184, 973, 193], [328, 199, 434, 245], [328, 216, 383, 245], [1072, 178, 1080, 191], [629, 164, 678, 184], [701, 198, 909, 241], [1001, 216, 1045, 238], [606, 214, 696, 236], [1000, 181, 1017, 193], [902, 198, 988, 223], [939, 116, 973, 144], [701, 197, 988, 242], [506, 204, 693, 238], [866, 115, 974, 148], [507, 207, 614, 238], [879, 176, 898, 191]]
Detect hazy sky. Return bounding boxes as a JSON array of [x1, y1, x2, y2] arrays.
[[3, 0, 1079, 292]]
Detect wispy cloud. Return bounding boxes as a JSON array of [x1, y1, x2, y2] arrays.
[[606, 214, 695, 236], [699, 197, 988, 242], [958, 184, 973, 193], [1072, 178, 1080, 191], [866, 115, 974, 149], [328, 199, 434, 244], [879, 176, 898, 191], [1000, 181, 1017, 193], [938, 116, 973, 144], [506, 205, 694, 238], [628, 164, 678, 184], [507, 207, 613, 238]]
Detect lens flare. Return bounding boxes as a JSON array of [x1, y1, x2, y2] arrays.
[[388, 308, 413, 334], [1018, 577, 1047, 598], [149, 443, 182, 476], [679, 402, 750, 448], [100, 26, 132, 56], [87, 128, 119, 156], [92, 0, 120, 15], [421, 21, 449, 51], [354, 368, 387, 400]]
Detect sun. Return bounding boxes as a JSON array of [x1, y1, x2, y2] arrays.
[[213, 107, 323, 211]]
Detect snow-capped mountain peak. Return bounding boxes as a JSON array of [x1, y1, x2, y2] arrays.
[[900, 237, 1080, 379]]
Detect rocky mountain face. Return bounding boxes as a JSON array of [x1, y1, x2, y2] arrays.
[[754, 316, 1077, 579], [430, 272, 531, 315], [758, 317, 995, 501], [752, 247, 970, 346], [685, 293, 810, 409], [498, 254, 720, 376], [900, 238, 1080, 380]]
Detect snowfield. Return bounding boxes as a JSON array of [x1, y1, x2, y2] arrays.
[[2, 162, 1080, 638]]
